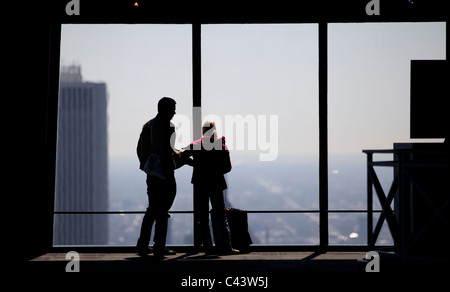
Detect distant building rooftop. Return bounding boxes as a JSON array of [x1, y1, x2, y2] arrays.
[[60, 65, 82, 83]]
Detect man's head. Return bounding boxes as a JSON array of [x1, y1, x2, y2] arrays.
[[157, 97, 176, 120]]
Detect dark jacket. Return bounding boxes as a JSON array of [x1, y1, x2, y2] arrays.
[[181, 135, 232, 190], [137, 114, 178, 175]]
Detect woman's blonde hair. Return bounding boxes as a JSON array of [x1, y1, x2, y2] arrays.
[[202, 120, 217, 138]]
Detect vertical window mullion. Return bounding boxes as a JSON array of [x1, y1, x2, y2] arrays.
[[319, 22, 329, 249], [192, 23, 202, 247]]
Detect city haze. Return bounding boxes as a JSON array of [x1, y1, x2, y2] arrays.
[[57, 23, 446, 245]]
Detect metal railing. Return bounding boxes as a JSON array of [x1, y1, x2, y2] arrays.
[[363, 149, 397, 250], [54, 209, 380, 215], [363, 147, 450, 260], [53, 208, 384, 248]]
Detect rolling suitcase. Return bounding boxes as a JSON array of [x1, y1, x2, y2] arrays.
[[224, 207, 252, 252]]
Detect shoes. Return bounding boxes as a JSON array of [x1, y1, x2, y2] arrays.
[[153, 247, 177, 259], [153, 251, 165, 260], [204, 247, 217, 256], [164, 248, 176, 255], [136, 246, 176, 257], [136, 246, 153, 256], [219, 248, 240, 255]]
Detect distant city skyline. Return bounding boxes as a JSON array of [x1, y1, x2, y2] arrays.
[[107, 154, 393, 246]]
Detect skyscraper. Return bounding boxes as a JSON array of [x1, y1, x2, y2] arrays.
[[54, 65, 108, 245]]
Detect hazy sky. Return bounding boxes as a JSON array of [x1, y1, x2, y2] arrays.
[[328, 22, 446, 154], [60, 22, 446, 159]]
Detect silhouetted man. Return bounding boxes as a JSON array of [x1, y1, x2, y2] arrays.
[[136, 97, 181, 258]]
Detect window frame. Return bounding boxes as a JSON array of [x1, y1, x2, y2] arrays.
[[48, 17, 447, 250]]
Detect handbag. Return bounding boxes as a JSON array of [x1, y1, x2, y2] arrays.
[[143, 120, 167, 179]]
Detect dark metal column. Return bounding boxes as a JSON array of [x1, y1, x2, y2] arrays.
[[318, 22, 329, 249], [192, 23, 202, 247], [192, 23, 202, 140]]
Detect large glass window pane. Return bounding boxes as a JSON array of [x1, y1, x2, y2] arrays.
[[55, 213, 193, 246], [328, 213, 393, 245], [55, 24, 192, 245], [201, 24, 319, 245], [328, 22, 446, 244], [248, 213, 319, 245]]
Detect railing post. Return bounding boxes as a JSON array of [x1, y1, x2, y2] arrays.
[[398, 151, 405, 262], [366, 152, 373, 249]]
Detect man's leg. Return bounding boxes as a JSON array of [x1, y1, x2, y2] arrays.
[[136, 205, 155, 254], [153, 176, 177, 258], [136, 175, 157, 254]]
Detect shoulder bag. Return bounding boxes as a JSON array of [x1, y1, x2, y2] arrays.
[[143, 120, 167, 179]]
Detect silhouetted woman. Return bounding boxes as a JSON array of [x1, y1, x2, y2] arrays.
[[181, 121, 239, 255]]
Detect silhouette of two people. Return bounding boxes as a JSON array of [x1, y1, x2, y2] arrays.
[[136, 97, 238, 258]]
